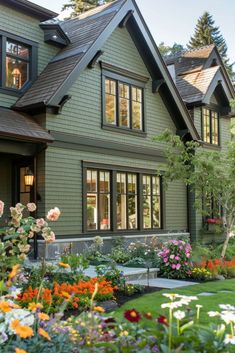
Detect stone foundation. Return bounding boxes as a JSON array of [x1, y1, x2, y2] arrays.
[[32, 232, 190, 260]]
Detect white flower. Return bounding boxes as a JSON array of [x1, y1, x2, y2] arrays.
[[208, 311, 220, 317], [221, 312, 235, 325], [219, 304, 235, 311], [224, 334, 235, 345], [161, 300, 184, 309], [173, 310, 186, 320], [5, 309, 34, 332]]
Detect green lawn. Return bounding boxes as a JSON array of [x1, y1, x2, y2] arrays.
[[114, 279, 235, 325]]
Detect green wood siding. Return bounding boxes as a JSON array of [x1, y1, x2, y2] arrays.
[[0, 3, 59, 107], [44, 146, 188, 236], [43, 27, 188, 237], [46, 27, 176, 151]]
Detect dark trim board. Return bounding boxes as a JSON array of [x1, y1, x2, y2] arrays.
[[50, 130, 166, 162]]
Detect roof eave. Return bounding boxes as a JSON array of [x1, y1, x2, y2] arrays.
[[0, 0, 58, 21]]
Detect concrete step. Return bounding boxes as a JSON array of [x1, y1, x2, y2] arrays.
[[127, 278, 198, 289]]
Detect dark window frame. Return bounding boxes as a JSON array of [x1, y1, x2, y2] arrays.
[[201, 107, 220, 146], [102, 69, 147, 135], [83, 162, 163, 234], [0, 30, 38, 96]]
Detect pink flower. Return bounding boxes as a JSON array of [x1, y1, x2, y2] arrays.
[[163, 257, 168, 263], [172, 264, 176, 269], [0, 200, 4, 217], [27, 203, 37, 212], [28, 231, 34, 238], [184, 262, 188, 266], [47, 207, 61, 221], [36, 218, 46, 228], [186, 253, 191, 258], [175, 256, 180, 261], [176, 263, 181, 270]]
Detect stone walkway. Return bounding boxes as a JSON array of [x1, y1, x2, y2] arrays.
[[127, 278, 198, 289]]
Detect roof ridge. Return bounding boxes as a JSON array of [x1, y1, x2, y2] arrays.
[[165, 44, 215, 60], [61, 0, 125, 24]]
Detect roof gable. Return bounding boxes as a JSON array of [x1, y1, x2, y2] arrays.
[[14, 0, 199, 140], [166, 45, 235, 106]]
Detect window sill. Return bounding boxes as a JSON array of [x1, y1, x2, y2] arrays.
[[0, 87, 22, 97], [201, 142, 221, 150], [102, 124, 147, 137]]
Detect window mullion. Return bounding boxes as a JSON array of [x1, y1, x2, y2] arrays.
[[112, 171, 117, 232], [116, 80, 119, 127], [1, 36, 6, 88], [138, 173, 143, 230], [129, 84, 132, 129]]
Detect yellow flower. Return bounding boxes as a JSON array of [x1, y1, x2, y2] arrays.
[[61, 291, 71, 299], [120, 330, 129, 336], [15, 348, 27, 353], [9, 264, 20, 279], [58, 262, 70, 268], [38, 312, 50, 321], [38, 328, 51, 341], [94, 306, 105, 313], [0, 301, 12, 313], [28, 302, 43, 311], [15, 325, 34, 339]]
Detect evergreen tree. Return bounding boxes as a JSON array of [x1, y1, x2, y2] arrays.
[[158, 42, 184, 56], [62, 0, 114, 16], [188, 12, 234, 78]]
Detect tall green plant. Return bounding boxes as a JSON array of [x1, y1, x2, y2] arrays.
[[156, 130, 235, 258]]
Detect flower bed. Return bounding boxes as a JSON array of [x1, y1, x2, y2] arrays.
[[17, 277, 115, 313]]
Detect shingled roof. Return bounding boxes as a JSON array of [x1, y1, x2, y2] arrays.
[[0, 108, 53, 143], [165, 45, 235, 105], [14, 0, 199, 140], [14, 0, 125, 110]]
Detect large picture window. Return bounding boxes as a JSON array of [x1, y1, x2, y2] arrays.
[[84, 166, 162, 233], [104, 77, 143, 131], [202, 108, 219, 145], [0, 31, 37, 93]]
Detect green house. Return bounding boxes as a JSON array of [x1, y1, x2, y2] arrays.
[[0, 0, 234, 258]]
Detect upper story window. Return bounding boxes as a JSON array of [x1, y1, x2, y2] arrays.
[[105, 78, 143, 130], [0, 31, 38, 94], [101, 62, 149, 135], [202, 108, 219, 145], [6, 41, 30, 90]]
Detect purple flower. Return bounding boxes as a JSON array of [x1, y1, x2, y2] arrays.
[[152, 345, 159, 352]]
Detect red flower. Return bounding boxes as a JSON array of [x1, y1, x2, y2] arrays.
[[124, 309, 141, 323], [206, 218, 216, 224], [144, 312, 153, 320], [157, 315, 168, 326]]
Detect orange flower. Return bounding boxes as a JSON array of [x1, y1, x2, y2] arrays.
[[28, 302, 43, 311], [15, 348, 27, 353], [58, 262, 70, 268], [94, 306, 105, 313], [38, 312, 50, 321], [11, 319, 21, 330], [38, 327, 51, 341], [61, 291, 71, 299], [0, 301, 12, 313], [9, 264, 20, 279], [15, 325, 34, 339]]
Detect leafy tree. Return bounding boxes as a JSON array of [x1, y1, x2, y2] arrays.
[[156, 130, 235, 258], [62, 0, 114, 16], [187, 12, 234, 78], [158, 42, 185, 57]]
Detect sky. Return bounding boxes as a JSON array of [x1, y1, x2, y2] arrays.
[[32, 0, 235, 64]]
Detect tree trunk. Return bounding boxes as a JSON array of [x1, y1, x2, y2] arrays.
[[221, 230, 231, 259]]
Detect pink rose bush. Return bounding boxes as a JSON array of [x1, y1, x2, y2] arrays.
[[159, 239, 193, 279], [0, 200, 60, 281]]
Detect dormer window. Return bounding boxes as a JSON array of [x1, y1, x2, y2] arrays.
[[0, 31, 38, 94], [202, 108, 219, 145]]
